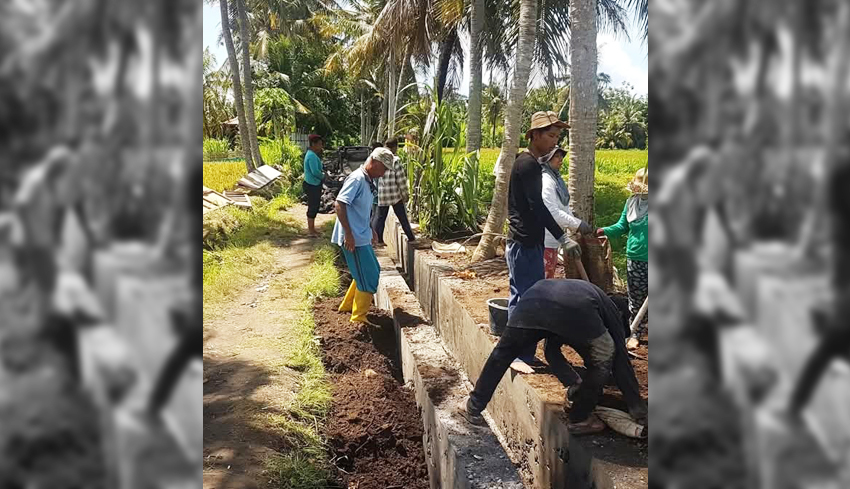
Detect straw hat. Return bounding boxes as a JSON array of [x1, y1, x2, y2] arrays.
[[525, 111, 570, 139], [369, 147, 394, 168], [627, 167, 648, 195]]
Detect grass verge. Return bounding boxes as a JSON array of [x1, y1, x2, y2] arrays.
[[203, 194, 298, 318], [262, 244, 339, 489]]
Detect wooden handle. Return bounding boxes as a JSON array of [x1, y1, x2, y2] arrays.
[[575, 256, 590, 282]]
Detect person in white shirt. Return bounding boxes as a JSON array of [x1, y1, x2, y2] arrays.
[[541, 147, 592, 278]]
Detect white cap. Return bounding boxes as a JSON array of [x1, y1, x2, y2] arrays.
[[369, 147, 394, 167]]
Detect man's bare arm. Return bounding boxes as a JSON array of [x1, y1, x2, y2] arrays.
[[335, 201, 351, 235]]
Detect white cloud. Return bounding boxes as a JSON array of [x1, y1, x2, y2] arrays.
[[597, 32, 648, 95]]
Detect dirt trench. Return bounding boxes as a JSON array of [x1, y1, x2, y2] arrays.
[[314, 297, 429, 489]]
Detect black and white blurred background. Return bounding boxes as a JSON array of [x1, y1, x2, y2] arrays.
[[650, 0, 850, 487], [0, 1, 201, 488]]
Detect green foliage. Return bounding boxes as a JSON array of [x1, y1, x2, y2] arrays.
[[455, 152, 481, 231], [254, 87, 296, 138], [203, 48, 233, 140], [259, 35, 358, 141], [258, 137, 306, 190], [597, 84, 648, 150], [203, 138, 231, 161], [410, 86, 487, 237]]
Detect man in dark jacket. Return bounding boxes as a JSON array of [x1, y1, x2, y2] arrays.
[[507, 111, 591, 371], [459, 279, 647, 435]]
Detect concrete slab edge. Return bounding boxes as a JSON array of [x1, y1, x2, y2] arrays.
[[381, 211, 628, 489], [375, 253, 525, 489]]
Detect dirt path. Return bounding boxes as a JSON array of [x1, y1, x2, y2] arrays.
[[203, 205, 335, 489]]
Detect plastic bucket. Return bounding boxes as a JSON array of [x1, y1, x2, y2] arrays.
[[487, 298, 509, 336]]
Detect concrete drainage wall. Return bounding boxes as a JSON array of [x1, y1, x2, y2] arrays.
[[374, 255, 524, 489], [380, 211, 641, 489]]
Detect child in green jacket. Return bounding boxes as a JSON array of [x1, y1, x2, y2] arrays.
[[597, 168, 648, 349]]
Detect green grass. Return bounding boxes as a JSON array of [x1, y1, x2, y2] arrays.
[[204, 160, 247, 192], [202, 194, 298, 317], [263, 245, 339, 488]]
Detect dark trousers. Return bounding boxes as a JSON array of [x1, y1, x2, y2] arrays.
[[372, 201, 415, 243], [505, 241, 544, 361], [468, 326, 614, 422], [303, 181, 321, 219], [149, 321, 202, 415], [789, 324, 850, 416]]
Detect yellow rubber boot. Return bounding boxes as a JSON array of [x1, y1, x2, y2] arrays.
[[351, 289, 373, 323], [339, 281, 357, 313]]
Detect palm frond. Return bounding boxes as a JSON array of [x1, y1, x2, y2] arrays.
[[597, 0, 630, 41], [434, 0, 465, 29]]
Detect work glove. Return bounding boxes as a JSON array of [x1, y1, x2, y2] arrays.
[[577, 220, 593, 236], [558, 234, 581, 259]]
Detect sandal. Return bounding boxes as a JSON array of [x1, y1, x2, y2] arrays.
[[568, 414, 606, 435]]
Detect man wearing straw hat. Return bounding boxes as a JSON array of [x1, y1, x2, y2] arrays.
[[333, 148, 391, 323], [506, 111, 591, 372]]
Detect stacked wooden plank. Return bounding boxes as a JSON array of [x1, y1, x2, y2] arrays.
[[202, 186, 234, 214], [223, 190, 251, 208]]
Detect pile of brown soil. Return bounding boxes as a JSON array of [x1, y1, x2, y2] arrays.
[[314, 298, 429, 489]]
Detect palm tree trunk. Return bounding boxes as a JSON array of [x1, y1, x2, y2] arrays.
[[472, 0, 537, 262], [567, 0, 598, 225], [236, 0, 263, 167], [466, 0, 484, 154], [220, 0, 254, 172], [393, 49, 408, 137], [377, 69, 388, 142], [436, 30, 458, 103], [388, 49, 397, 138], [360, 90, 366, 145]]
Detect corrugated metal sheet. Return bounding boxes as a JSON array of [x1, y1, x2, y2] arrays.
[[237, 165, 282, 191]]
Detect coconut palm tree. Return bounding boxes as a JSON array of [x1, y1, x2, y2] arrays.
[[236, 0, 264, 167], [472, 0, 538, 262], [219, 0, 255, 172], [466, 0, 485, 153], [203, 49, 234, 139], [483, 83, 505, 147], [568, 0, 599, 226]]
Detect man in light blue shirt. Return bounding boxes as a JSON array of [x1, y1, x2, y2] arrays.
[[333, 148, 392, 323], [303, 134, 325, 237]]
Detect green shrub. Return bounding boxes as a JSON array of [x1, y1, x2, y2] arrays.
[[203, 138, 230, 161], [260, 137, 305, 191], [259, 138, 284, 166]]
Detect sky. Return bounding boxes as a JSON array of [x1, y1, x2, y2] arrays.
[[203, 3, 648, 96]]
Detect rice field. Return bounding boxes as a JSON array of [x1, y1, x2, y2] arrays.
[[203, 161, 247, 192]]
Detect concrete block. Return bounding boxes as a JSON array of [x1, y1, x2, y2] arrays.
[[375, 254, 524, 489]]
